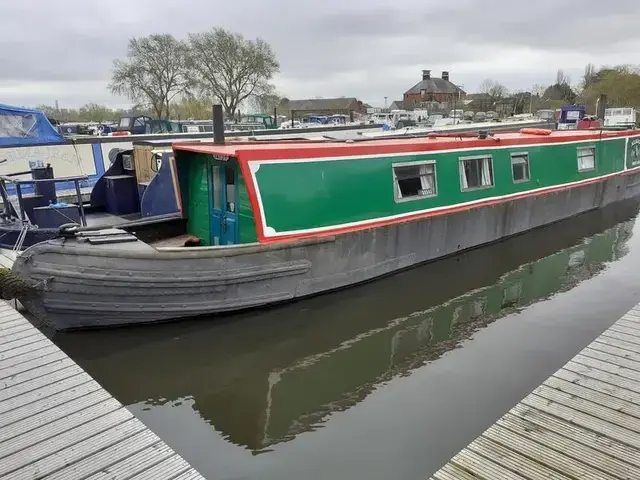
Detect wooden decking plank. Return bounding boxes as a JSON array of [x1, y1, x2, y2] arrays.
[[0, 327, 39, 347], [82, 442, 176, 480], [575, 351, 640, 381], [615, 319, 640, 332], [0, 380, 103, 428], [563, 360, 640, 396], [599, 331, 640, 351], [610, 323, 640, 340], [605, 322, 640, 341], [0, 389, 112, 442], [484, 423, 617, 479], [430, 302, 640, 480], [533, 384, 640, 430], [0, 309, 20, 322], [0, 341, 55, 369], [173, 471, 208, 480], [581, 345, 640, 372], [0, 337, 50, 362], [0, 374, 93, 416], [621, 311, 640, 322], [0, 400, 126, 460], [126, 453, 193, 480], [4, 418, 146, 480], [431, 463, 480, 480], [0, 363, 82, 402], [497, 413, 640, 479], [468, 436, 572, 479], [44, 430, 163, 480], [0, 300, 205, 479], [0, 321, 34, 337], [549, 370, 640, 408], [0, 333, 46, 355], [0, 349, 67, 382], [508, 405, 640, 471], [448, 448, 529, 480], [522, 393, 640, 447]]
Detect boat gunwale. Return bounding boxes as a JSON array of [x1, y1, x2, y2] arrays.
[[16, 234, 337, 261]]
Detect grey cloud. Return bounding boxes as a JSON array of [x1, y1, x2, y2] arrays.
[[2, 0, 639, 107]]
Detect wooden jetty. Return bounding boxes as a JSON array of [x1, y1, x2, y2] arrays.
[[429, 302, 640, 480], [0, 300, 206, 480]]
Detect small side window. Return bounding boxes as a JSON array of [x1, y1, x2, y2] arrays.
[[511, 153, 530, 183], [460, 155, 494, 190], [577, 146, 596, 172], [392, 161, 437, 201]]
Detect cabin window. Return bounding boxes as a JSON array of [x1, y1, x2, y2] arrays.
[[459, 155, 494, 190], [577, 146, 596, 172], [511, 153, 530, 183], [225, 166, 236, 213], [392, 161, 437, 201]]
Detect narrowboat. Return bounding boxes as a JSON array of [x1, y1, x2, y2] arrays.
[[10, 123, 640, 330]]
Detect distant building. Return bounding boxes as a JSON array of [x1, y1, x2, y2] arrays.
[[279, 97, 367, 119], [403, 70, 466, 110], [389, 100, 406, 111]]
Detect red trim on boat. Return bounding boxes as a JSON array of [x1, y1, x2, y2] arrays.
[[237, 159, 266, 241], [173, 129, 639, 163]]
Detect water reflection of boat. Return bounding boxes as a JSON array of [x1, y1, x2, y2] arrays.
[[54, 201, 638, 452]]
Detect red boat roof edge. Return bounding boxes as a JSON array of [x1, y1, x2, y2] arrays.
[[172, 129, 639, 160]]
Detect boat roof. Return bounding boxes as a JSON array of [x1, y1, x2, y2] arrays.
[[173, 129, 635, 162], [0, 103, 64, 146]]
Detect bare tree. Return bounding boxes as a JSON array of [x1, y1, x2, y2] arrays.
[[249, 84, 282, 114], [532, 84, 546, 97], [478, 79, 508, 110], [188, 28, 279, 118], [556, 69, 570, 86], [581, 63, 598, 90], [110, 34, 191, 119]]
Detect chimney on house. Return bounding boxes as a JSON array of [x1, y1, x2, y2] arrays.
[[442, 71, 450, 81], [422, 69, 431, 80]]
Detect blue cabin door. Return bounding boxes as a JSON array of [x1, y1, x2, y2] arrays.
[[209, 163, 238, 245]]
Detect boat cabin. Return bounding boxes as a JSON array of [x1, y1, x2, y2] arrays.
[[604, 107, 638, 129], [557, 106, 586, 130], [166, 127, 637, 248]]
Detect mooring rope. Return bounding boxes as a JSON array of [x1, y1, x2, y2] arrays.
[[0, 268, 41, 300]]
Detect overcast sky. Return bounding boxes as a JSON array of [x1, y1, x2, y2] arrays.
[[2, 0, 639, 109]]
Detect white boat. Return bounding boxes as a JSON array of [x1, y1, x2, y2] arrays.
[[361, 117, 554, 138]]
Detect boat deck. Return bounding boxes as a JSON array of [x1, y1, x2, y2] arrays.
[[0, 301, 206, 480], [429, 301, 640, 479]]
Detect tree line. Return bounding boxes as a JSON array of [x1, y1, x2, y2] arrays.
[[472, 65, 640, 115], [38, 97, 226, 124], [38, 56, 640, 123]]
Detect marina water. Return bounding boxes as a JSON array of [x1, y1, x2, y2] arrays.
[[53, 200, 640, 480]]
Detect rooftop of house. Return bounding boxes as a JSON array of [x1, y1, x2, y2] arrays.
[[281, 97, 361, 111], [404, 70, 466, 96], [389, 100, 406, 109]]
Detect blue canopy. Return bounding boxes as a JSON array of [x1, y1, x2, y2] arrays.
[[0, 104, 64, 146]]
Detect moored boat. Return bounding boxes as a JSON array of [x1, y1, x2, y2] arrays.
[[10, 117, 640, 330]]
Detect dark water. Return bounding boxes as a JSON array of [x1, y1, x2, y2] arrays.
[[54, 201, 640, 480]]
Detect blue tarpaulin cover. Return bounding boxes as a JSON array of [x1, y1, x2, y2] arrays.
[[0, 104, 64, 146]]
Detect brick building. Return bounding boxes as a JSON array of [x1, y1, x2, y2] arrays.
[[403, 70, 466, 110], [279, 97, 367, 119]]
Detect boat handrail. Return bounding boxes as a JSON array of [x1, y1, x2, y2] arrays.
[[0, 174, 89, 185], [0, 175, 89, 227]]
